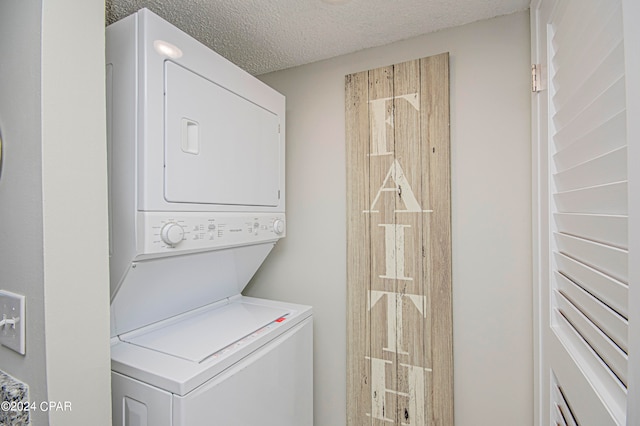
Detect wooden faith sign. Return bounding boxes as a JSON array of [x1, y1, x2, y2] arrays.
[[346, 54, 453, 425]]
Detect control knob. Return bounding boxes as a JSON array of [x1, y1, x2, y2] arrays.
[[161, 222, 184, 246], [273, 219, 285, 235]]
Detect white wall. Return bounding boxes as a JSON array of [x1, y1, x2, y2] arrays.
[[246, 10, 532, 425], [41, 0, 112, 424], [0, 1, 112, 425]]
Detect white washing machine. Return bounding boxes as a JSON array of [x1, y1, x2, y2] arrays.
[[111, 296, 312, 426], [106, 9, 312, 426]]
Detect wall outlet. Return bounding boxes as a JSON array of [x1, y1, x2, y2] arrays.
[[0, 290, 25, 355]]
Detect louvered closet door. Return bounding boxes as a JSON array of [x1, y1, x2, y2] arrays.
[[532, 0, 629, 425]]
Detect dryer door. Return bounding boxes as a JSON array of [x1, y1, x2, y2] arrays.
[[164, 61, 281, 207]]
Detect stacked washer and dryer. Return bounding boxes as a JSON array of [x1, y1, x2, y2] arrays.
[[106, 9, 312, 426]]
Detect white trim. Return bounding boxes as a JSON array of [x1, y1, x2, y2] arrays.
[[622, 1, 640, 424], [530, 2, 554, 424]]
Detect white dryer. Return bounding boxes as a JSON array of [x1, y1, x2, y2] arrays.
[[106, 9, 312, 426]]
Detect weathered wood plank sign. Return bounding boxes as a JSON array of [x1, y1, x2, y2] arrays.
[[346, 53, 452, 425]]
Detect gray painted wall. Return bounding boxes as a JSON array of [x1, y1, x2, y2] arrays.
[[0, 1, 49, 424], [246, 10, 532, 426], [0, 1, 112, 425]]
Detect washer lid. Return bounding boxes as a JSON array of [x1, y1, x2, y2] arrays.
[[120, 302, 289, 363]]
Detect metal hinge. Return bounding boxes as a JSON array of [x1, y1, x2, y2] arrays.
[[531, 64, 542, 93]]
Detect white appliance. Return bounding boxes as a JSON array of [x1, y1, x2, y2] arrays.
[[106, 9, 312, 426]]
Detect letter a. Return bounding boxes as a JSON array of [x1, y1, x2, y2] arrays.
[[368, 159, 423, 213]]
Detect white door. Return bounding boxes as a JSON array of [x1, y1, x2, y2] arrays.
[[531, 0, 638, 424], [164, 61, 281, 207]]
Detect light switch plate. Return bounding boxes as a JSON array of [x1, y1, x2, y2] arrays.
[[0, 290, 25, 355]]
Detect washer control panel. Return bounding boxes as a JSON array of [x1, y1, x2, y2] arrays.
[[139, 212, 285, 255]]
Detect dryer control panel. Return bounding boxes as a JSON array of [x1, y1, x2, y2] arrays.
[[138, 212, 285, 257]]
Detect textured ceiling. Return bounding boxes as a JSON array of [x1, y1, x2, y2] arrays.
[[106, 0, 529, 75]]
